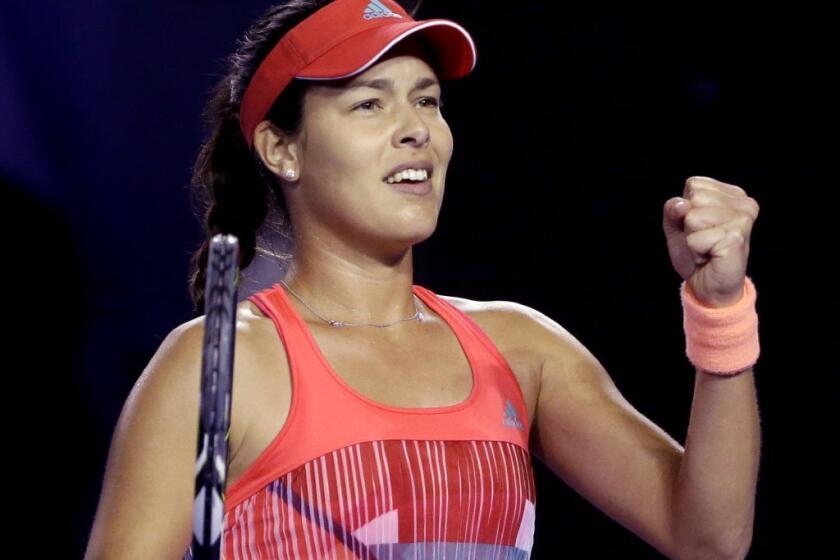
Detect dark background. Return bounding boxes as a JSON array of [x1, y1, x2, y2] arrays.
[[3, 0, 836, 557]]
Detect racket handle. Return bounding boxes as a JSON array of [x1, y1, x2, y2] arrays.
[[191, 234, 239, 559]]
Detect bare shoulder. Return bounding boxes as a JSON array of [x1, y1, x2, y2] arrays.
[[438, 293, 581, 363], [178, 298, 269, 335], [170, 299, 276, 353], [168, 299, 282, 446], [437, 294, 518, 335], [84, 300, 275, 558], [437, 293, 601, 403], [437, 293, 530, 320], [144, 298, 278, 418], [435, 293, 579, 425]]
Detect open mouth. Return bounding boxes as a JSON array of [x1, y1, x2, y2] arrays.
[[388, 178, 432, 195]]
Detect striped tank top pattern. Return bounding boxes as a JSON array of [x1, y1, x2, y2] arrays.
[[198, 283, 537, 559]]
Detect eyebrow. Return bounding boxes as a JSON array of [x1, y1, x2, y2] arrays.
[[344, 76, 440, 94]]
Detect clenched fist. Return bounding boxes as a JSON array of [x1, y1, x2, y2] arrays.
[[663, 176, 760, 308]]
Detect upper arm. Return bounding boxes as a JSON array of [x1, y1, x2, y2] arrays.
[[521, 306, 685, 558], [84, 306, 264, 560], [84, 321, 205, 559]]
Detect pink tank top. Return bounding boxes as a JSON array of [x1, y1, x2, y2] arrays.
[[218, 283, 537, 559]]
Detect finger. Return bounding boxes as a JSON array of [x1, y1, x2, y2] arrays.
[[685, 186, 745, 206], [686, 185, 749, 204], [684, 183, 759, 219], [684, 176, 748, 198], [683, 189, 760, 220], [683, 205, 741, 234], [663, 196, 691, 236], [685, 207, 756, 239], [684, 219, 749, 259]]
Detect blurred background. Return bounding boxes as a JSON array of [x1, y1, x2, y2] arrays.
[[3, 0, 837, 557]]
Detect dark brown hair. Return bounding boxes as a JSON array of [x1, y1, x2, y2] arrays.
[[187, 0, 425, 315], [187, 0, 335, 315]]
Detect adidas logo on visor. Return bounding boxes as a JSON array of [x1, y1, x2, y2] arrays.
[[503, 399, 525, 430], [363, 0, 404, 20]]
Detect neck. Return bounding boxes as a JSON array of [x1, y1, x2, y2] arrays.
[[281, 255, 425, 329]]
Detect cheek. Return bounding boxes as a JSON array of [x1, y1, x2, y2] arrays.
[[306, 129, 371, 183], [435, 121, 454, 158], [431, 126, 453, 188]]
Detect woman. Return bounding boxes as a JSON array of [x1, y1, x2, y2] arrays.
[[85, 1, 762, 559]]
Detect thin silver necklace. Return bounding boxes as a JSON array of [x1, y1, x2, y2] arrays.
[[279, 279, 424, 328]]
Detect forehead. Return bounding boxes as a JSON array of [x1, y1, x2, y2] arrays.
[[305, 59, 439, 108], [377, 34, 438, 67], [314, 36, 440, 93], [350, 54, 438, 87]]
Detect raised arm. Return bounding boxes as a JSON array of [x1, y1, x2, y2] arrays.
[[523, 175, 761, 559], [523, 304, 758, 559], [523, 307, 686, 558]]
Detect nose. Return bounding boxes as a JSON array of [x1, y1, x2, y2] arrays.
[[392, 102, 431, 148]]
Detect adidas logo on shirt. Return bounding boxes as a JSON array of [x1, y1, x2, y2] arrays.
[[363, 0, 404, 20], [503, 399, 524, 430]]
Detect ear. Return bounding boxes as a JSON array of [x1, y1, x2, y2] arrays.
[[252, 120, 301, 179]]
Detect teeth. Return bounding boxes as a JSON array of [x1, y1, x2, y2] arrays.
[[386, 169, 429, 183]]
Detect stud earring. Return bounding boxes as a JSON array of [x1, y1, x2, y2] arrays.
[[284, 169, 296, 179]]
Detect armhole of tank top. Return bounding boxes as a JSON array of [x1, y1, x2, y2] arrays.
[[429, 292, 532, 434]]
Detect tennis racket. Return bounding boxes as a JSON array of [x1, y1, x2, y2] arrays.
[[189, 233, 240, 560]]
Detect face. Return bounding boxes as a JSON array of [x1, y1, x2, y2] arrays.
[[258, 39, 454, 255]]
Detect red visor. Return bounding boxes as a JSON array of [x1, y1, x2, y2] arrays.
[[238, 0, 477, 148]]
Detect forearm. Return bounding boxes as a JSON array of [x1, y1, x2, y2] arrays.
[[672, 367, 761, 559]]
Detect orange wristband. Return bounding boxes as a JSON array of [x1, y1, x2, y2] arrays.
[[680, 276, 760, 376]]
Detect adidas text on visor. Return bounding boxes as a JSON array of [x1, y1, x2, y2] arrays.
[[238, 0, 477, 148]]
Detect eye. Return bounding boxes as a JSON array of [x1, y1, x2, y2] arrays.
[[353, 99, 381, 111], [419, 96, 443, 109]]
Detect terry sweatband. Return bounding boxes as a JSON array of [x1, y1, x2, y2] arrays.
[[680, 276, 760, 376]]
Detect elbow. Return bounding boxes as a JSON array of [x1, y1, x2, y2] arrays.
[[727, 530, 754, 560], [717, 522, 755, 560], [671, 503, 755, 560], [673, 531, 753, 560]]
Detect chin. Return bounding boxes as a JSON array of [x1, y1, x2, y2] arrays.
[[390, 222, 438, 248]]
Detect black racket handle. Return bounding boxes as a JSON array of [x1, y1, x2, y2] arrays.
[[189, 234, 239, 560]]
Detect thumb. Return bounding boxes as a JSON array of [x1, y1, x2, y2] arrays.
[[663, 197, 690, 238]]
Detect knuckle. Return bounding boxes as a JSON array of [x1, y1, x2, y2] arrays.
[[736, 212, 751, 225], [738, 198, 759, 219], [684, 211, 705, 231], [729, 183, 747, 196], [730, 230, 746, 245], [688, 191, 710, 205]]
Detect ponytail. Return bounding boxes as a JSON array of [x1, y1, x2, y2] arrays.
[[186, 1, 330, 315]]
